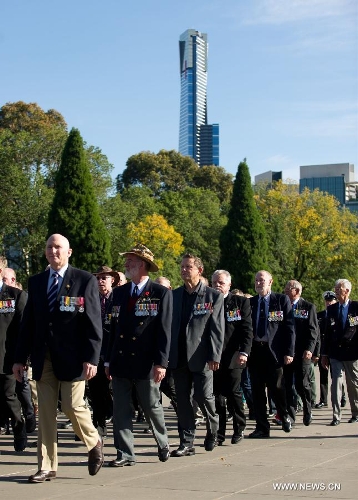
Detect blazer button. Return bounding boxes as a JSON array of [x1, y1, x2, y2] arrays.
[[119, 350, 123, 354], [132, 337, 136, 340], [49, 322, 53, 327], [131, 352, 135, 356], [120, 335, 124, 338], [139, 322, 143, 326]]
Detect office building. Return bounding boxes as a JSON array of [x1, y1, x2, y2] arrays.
[[300, 163, 358, 212], [179, 29, 219, 166], [255, 171, 282, 186]]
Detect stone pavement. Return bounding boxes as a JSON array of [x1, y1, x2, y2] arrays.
[[0, 400, 357, 500]]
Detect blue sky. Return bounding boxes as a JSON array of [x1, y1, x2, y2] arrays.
[[1, 0, 357, 182]]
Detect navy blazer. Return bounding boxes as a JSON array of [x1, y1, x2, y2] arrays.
[[106, 279, 172, 379], [170, 282, 225, 372], [249, 292, 295, 365], [15, 265, 103, 381], [0, 284, 27, 374], [323, 300, 358, 361], [292, 297, 319, 356], [220, 293, 253, 369]]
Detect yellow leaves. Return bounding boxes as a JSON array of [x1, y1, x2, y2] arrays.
[[126, 213, 184, 271]]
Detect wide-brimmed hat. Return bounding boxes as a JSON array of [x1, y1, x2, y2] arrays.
[[119, 244, 159, 272], [93, 265, 120, 287]]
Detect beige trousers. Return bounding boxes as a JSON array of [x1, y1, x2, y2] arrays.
[[36, 357, 99, 471]]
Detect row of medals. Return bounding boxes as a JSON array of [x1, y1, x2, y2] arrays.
[[59, 296, 85, 312], [193, 303, 213, 315], [0, 300, 15, 313], [135, 302, 158, 316]]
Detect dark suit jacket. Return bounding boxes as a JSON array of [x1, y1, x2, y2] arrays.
[[106, 279, 172, 379], [0, 284, 27, 374], [15, 265, 103, 381], [292, 297, 319, 356], [170, 282, 225, 372], [315, 309, 327, 358], [220, 293, 253, 369], [323, 300, 358, 361], [249, 292, 295, 365]]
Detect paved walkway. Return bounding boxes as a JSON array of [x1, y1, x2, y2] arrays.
[[0, 399, 357, 500]]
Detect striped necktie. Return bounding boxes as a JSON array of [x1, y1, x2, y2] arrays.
[[48, 272, 59, 312]]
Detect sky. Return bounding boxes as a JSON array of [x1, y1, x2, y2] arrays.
[[1, 0, 357, 182]]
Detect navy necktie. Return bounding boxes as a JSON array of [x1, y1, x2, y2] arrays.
[[339, 304, 344, 327], [48, 272, 59, 312], [132, 285, 139, 298], [257, 297, 266, 338]]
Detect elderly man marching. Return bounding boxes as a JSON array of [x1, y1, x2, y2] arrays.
[[322, 279, 358, 426], [105, 244, 172, 466]]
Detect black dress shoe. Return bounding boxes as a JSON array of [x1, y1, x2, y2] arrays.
[[204, 433, 217, 451], [315, 402, 327, 409], [231, 432, 244, 444], [248, 429, 270, 439], [330, 419, 340, 426], [158, 446, 170, 462], [28, 470, 56, 483], [348, 416, 358, 423], [282, 416, 292, 433], [170, 445, 195, 457], [341, 397, 347, 408], [217, 433, 225, 446], [303, 413, 312, 426], [88, 438, 104, 476], [108, 458, 136, 467]]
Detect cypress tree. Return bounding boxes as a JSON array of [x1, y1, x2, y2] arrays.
[[219, 159, 268, 293], [48, 128, 111, 270]]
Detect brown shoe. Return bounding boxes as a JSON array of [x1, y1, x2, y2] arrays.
[[28, 470, 56, 483], [88, 438, 104, 476]]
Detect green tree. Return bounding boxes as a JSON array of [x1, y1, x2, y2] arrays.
[[255, 181, 358, 305], [48, 128, 111, 270], [219, 159, 268, 293], [159, 187, 226, 279]]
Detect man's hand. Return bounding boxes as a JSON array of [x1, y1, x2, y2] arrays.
[[303, 350, 313, 360], [82, 362, 97, 380], [237, 354, 248, 367], [284, 355, 293, 365], [12, 363, 26, 383], [104, 366, 112, 380], [153, 365, 166, 384], [208, 361, 220, 371], [321, 355, 329, 370]]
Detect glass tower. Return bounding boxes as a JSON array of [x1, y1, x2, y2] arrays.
[[179, 29, 219, 166]]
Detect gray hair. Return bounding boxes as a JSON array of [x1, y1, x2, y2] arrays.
[[286, 280, 302, 294], [335, 279, 352, 291], [212, 270, 231, 282]]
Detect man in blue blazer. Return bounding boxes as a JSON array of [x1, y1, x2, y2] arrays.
[[105, 244, 172, 467], [248, 270, 295, 438], [169, 254, 224, 457], [13, 234, 104, 483]]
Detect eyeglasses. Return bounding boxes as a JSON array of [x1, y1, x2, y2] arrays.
[[96, 276, 112, 281]]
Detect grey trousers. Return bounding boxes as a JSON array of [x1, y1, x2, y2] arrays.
[[111, 376, 168, 461], [330, 358, 358, 420]]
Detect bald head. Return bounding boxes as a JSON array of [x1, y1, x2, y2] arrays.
[[45, 234, 72, 270], [2, 268, 16, 286]]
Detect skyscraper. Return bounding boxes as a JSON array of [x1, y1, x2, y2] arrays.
[[179, 29, 219, 167]]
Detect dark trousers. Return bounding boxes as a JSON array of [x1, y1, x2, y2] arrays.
[[16, 371, 35, 420], [214, 367, 246, 439], [248, 342, 288, 434], [172, 364, 219, 446], [284, 358, 312, 420], [318, 360, 329, 404], [0, 373, 25, 436], [87, 358, 112, 437]]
